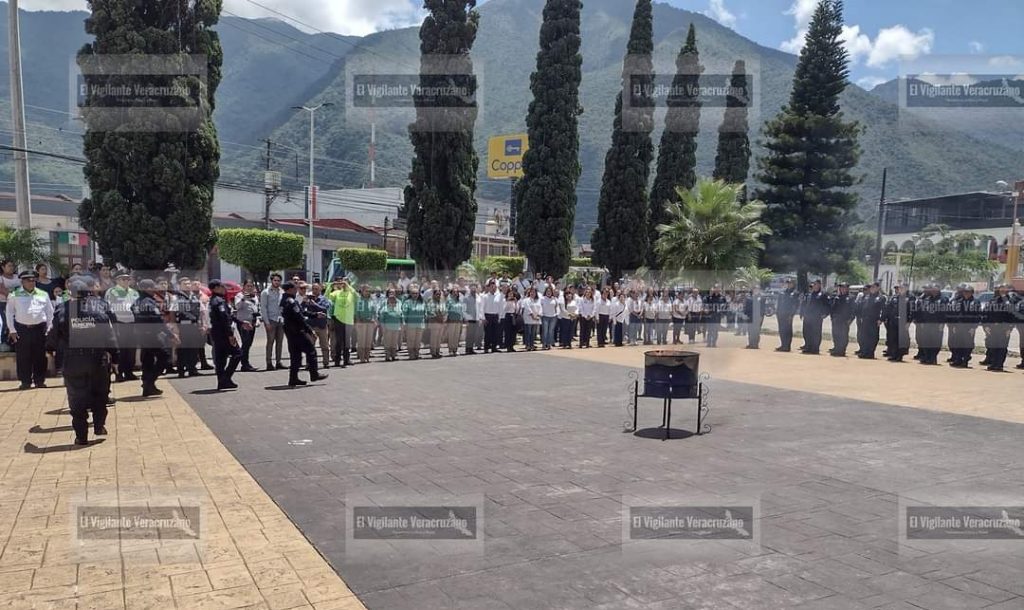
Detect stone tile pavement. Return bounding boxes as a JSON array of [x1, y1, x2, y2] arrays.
[[0, 376, 365, 610]]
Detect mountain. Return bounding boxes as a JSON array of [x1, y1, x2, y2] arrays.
[[1, 0, 1021, 237]]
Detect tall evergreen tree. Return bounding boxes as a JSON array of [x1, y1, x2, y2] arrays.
[[648, 23, 701, 268], [78, 0, 223, 270], [713, 60, 752, 189], [591, 0, 655, 281], [754, 0, 862, 289], [514, 0, 583, 278], [403, 0, 480, 271]]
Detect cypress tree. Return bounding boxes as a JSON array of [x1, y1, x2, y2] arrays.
[[514, 0, 583, 278], [648, 23, 701, 268], [403, 0, 480, 271], [713, 60, 752, 190], [78, 0, 223, 270], [754, 0, 862, 288], [591, 0, 655, 281]]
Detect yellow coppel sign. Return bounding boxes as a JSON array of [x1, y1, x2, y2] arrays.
[[487, 133, 529, 179]]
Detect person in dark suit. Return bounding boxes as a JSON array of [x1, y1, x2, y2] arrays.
[[743, 286, 767, 349], [828, 282, 854, 357], [208, 280, 242, 390], [281, 281, 329, 387], [882, 285, 911, 362], [855, 282, 885, 359], [799, 279, 829, 355], [775, 278, 799, 352]]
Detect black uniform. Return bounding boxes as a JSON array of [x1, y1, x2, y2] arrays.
[[51, 294, 117, 443], [776, 287, 800, 351], [281, 291, 325, 386], [134, 292, 174, 395], [912, 292, 947, 365], [828, 291, 854, 356], [882, 292, 911, 361], [982, 294, 1014, 371], [1017, 296, 1024, 370], [948, 293, 981, 367], [175, 291, 203, 377], [703, 291, 727, 347], [209, 293, 241, 388], [743, 293, 767, 349], [799, 289, 829, 354], [855, 291, 885, 358]]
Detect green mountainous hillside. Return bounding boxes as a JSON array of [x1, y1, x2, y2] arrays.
[[1, 0, 1020, 237]]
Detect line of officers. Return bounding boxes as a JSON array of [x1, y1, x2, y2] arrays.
[[767, 279, 1024, 371]]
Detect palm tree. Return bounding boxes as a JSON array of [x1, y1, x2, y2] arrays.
[[0, 224, 60, 271], [655, 178, 771, 271], [735, 265, 774, 289]]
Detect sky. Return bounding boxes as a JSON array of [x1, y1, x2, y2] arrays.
[[16, 0, 1024, 90]]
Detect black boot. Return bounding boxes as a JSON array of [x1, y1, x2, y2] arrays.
[[288, 373, 307, 387]]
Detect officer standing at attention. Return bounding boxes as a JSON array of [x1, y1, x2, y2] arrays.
[[281, 281, 329, 387], [799, 279, 828, 355], [913, 283, 947, 365], [6, 270, 54, 389], [134, 279, 177, 397], [51, 276, 117, 445], [208, 280, 242, 390], [949, 284, 981, 368], [882, 285, 911, 362], [775, 278, 799, 352], [854, 282, 885, 359], [742, 285, 767, 349], [981, 283, 1014, 372], [828, 282, 854, 357]]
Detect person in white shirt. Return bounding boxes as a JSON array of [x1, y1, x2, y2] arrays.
[[461, 283, 482, 355], [685, 288, 702, 344], [656, 290, 673, 345], [611, 291, 628, 346], [481, 281, 504, 353], [642, 289, 658, 345], [6, 270, 55, 389], [521, 287, 542, 351], [672, 291, 688, 345], [501, 289, 520, 352], [596, 287, 612, 347], [539, 286, 559, 349], [578, 287, 597, 348], [558, 289, 578, 349], [627, 289, 644, 345]]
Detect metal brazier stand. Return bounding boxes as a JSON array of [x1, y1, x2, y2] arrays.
[[626, 350, 711, 440]]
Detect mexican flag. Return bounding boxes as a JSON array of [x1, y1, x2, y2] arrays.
[[57, 232, 90, 246]]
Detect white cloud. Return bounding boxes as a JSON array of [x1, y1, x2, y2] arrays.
[[968, 41, 985, 54], [778, 1, 934, 69], [866, 26, 934, 68], [18, 0, 426, 36], [856, 75, 888, 90], [704, 0, 737, 29]]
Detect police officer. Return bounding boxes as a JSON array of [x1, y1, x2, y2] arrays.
[[6, 270, 54, 389], [775, 278, 799, 352], [175, 277, 202, 378], [882, 285, 911, 362], [281, 281, 329, 387], [105, 271, 138, 382], [51, 276, 117, 445], [828, 282, 854, 357], [913, 283, 947, 365], [743, 286, 767, 349], [208, 280, 242, 390], [704, 284, 727, 348], [948, 284, 981, 368], [134, 279, 177, 396], [982, 283, 1014, 372], [855, 282, 884, 359], [799, 279, 828, 355]]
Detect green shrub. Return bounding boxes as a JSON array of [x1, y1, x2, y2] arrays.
[[217, 229, 304, 281], [486, 256, 525, 276], [570, 257, 592, 267], [337, 248, 387, 272]]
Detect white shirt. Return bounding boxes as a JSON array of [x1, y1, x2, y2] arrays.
[[596, 295, 611, 316], [522, 297, 542, 325], [657, 299, 673, 319], [6, 287, 54, 328], [481, 291, 504, 316], [643, 300, 657, 319], [503, 299, 519, 315], [672, 298, 688, 319], [558, 297, 577, 319], [540, 295, 559, 317], [629, 297, 643, 317], [462, 292, 481, 321], [578, 297, 596, 319], [611, 298, 628, 323], [685, 295, 702, 313]]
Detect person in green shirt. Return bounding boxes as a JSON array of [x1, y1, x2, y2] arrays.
[[377, 288, 404, 362], [445, 287, 465, 357], [328, 278, 356, 367], [425, 289, 447, 359], [353, 284, 376, 364], [402, 284, 426, 360]]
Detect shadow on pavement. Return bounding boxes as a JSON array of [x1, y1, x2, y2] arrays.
[[634, 427, 696, 440], [24, 439, 106, 453], [29, 424, 73, 433]]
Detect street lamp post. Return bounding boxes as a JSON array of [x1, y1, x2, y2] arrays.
[[293, 102, 334, 281], [1006, 181, 1024, 284]]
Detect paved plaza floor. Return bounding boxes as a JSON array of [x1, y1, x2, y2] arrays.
[[3, 338, 1024, 609]]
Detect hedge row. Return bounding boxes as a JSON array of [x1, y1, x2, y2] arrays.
[[337, 248, 387, 271]]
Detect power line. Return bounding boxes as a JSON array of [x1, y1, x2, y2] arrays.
[[217, 17, 337, 66], [221, 10, 348, 62]]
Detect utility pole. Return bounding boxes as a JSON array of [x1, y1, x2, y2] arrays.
[[1006, 180, 1024, 284], [8, 0, 32, 229], [293, 102, 333, 281], [872, 168, 887, 280], [263, 138, 273, 229]]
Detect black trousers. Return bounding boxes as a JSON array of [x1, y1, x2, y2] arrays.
[[213, 340, 241, 386], [239, 325, 256, 367], [885, 320, 910, 360], [857, 319, 880, 356], [14, 322, 47, 385], [748, 316, 763, 348], [672, 318, 684, 344], [502, 314, 516, 350], [985, 327, 1012, 369], [832, 318, 851, 355], [597, 314, 609, 346], [558, 318, 574, 347], [706, 318, 720, 346], [139, 348, 167, 390], [778, 315, 794, 350], [332, 319, 351, 365], [65, 364, 108, 440], [915, 324, 944, 364], [287, 331, 319, 377], [484, 314, 500, 352], [802, 316, 823, 353], [580, 318, 594, 347]]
